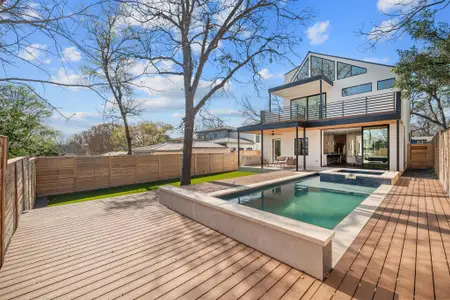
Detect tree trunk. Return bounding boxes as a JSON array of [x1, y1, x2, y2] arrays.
[[180, 113, 194, 186], [122, 115, 133, 155]]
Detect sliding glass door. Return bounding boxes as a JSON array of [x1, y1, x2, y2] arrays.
[[362, 126, 389, 170]]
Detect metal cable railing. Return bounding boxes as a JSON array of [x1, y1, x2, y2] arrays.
[[260, 92, 396, 124]]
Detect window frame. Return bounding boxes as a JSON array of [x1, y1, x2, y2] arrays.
[[337, 62, 367, 80], [342, 82, 372, 97], [377, 78, 395, 91], [311, 55, 336, 81], [294, 137, 309, 156]]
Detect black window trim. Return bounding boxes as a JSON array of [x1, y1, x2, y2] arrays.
[[294, 137, 309, 156], [377, 78, 395, 91], [342, 82, 373, 97], [337, 61, 367, 80], [311, 55, 336, 81]]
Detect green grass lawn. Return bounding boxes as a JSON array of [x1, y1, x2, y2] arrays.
[[47, 171, 257, 207]]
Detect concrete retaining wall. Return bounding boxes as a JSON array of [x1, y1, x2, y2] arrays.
[[159, 185, 334, 280]]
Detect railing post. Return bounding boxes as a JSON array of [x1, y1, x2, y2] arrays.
[[365, 97, 368, 114], [342, 101, 345, 117], [261, 111, 265, 124]]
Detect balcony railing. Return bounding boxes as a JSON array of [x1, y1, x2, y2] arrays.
[[261, 92, 396, 124]]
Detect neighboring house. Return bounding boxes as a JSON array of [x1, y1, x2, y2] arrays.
[[411, 136, 433, 144], [209, 137, 255, 151], [133, 141, 230, 154], [196, 127, 261, 150], [238, 51, 410, 171]]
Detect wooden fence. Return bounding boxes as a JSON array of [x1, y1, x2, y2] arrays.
[[35, 153, 238, 196], [433, 130, 450, 195], [0, 136, 36, 267], [407, 144, 434, 169]]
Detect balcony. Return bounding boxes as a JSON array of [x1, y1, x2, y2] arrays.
[[261, 92, 396, 124]]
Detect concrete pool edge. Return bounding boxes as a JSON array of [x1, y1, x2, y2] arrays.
[[209, 171, 317, 198], [332, 184, 393, 266], [159, 185, 334, 281]]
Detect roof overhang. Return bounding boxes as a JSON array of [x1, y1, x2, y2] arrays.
[[269, 75, 333, 99]]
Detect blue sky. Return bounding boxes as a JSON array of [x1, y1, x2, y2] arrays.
[[8, 0, 438, 138]]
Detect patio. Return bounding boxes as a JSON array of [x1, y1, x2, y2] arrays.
[[0, 170, 449, 299]]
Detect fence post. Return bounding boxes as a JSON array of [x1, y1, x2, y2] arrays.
[[14, 161, 19, 231], [0, 136, 7, 267]]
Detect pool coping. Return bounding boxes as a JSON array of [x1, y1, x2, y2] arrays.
[[331, 183, 392, 266], [209, 171, 317, 197]]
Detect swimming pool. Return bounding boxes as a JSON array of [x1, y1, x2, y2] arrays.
[[220, 176, 376, 229]]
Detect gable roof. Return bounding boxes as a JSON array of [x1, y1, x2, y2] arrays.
[[285, 51, 395, 76], [134, 141, 226, 153]]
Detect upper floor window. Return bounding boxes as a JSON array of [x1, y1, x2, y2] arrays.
[[377, 78, 395, 90], [311, 56, 335, 81], [342, 83, 372, 97], [337, 62, 367, 79], [295, 57, 309, 81], [256, 135, 260, 143]]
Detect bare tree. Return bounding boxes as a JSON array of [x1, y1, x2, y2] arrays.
[[359, 0, 449, 47], [79, 3, 151, 155], [122, 0, 313, 185]]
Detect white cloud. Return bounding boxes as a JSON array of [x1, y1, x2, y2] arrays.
[[368, 19, 398, 41], [306, 21, 331, 45], [133, 74, 231, 111], [51, 68, 88, 87], [363, 57, 390, 64], [19, 44, 50, 63], [377, 0, 419, 13], [258, 68, 282, 80], [62, 47, 81, 62], [51, 111, 102, 121]]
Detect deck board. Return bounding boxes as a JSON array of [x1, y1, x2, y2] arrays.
[[0, 170, 449, 299]]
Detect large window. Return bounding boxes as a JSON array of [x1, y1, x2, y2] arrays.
[[295, 57, 309, 81], [342, 83, 372, 97], [337, 62, 367, 79], [294, 138, 308, 155], [311, 56, 335, 81], [290, 94, 326, 120], [363, 126, 389, 170], [377, 78, 395, 90]]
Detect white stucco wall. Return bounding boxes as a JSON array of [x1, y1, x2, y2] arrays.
[[262, 129, 321, 168]]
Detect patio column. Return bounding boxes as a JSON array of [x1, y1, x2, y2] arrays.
[[303, 127, 306, 170], [237, 131, 240, 167], [319, 79, 323, 119], [296, 124, 299, 171], [260, 129, 264, 169], [397, 119, 400, 171]]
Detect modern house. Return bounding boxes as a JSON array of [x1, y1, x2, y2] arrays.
[[237, 52, 410, 171], [196, 127, 261, 151]]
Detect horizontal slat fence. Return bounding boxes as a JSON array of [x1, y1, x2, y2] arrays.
[[407, 144, 434, 169], [433, 130, 450, 195], [0, 136, 36, 267], [35, 153, 238, 196]]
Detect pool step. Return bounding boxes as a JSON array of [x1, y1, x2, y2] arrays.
[[294, 184, 308, 196]]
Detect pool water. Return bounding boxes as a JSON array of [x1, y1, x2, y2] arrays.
[[221, 176, 376, 229]]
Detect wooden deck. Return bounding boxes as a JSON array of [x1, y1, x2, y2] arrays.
[[0, 171, 449, 299]]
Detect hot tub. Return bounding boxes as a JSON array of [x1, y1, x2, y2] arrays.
[[320, 168, 400, 187]]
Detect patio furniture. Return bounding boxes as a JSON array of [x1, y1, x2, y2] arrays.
[[270, 156, 287, 167], [286, 157, 297, 169]]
